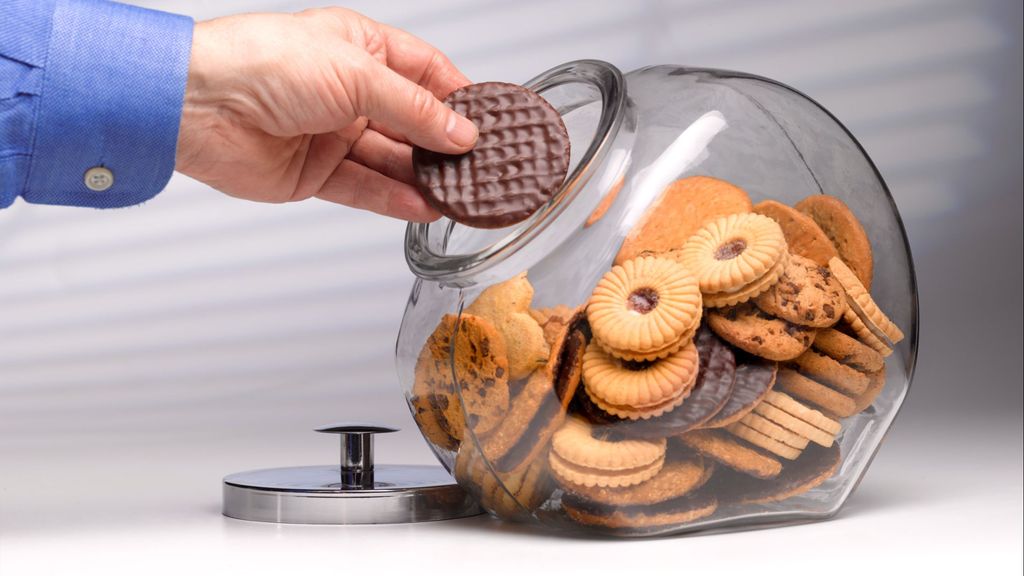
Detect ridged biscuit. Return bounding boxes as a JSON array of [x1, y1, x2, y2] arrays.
[[549, 417, 666, 488], [678, 212, 788, 297], [582, 338, 700, 420], [588, 256, 702, 360]]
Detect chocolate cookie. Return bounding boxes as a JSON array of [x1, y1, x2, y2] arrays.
[[707, 303, 816, 361], [413, 82, 570, 229], [573, 327, 737, 439], [701, 356, 777, 428], [753, 253, 846, 328], [719, 443, 841, 505]]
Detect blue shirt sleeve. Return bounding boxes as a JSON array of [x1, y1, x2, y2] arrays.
[[0, 0, 193, 209]]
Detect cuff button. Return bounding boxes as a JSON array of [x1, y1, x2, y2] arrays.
[[84, 167, 114, 192]]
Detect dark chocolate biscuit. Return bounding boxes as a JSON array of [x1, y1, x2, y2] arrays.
[[572, 327, 736, 439], [412, 82, 570, 229], [700, 354, 778, 429], [718, 443, 841, 505]]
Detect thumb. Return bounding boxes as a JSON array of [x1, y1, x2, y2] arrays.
[[350, 55, 477, 154]]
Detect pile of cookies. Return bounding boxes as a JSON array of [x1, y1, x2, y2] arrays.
[[410, 176, 904, 533]]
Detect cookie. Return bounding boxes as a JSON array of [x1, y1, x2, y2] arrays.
[[575, 327, 737, 438], [559, 450, 710, 507], [789, 349, 870, 396], [480, 311, 586, 472], [753, 253, 846, 327], [752, 200, 839, 266], [812, 328, 885, 373], [852, 366, 887, 413], [413, 82, 570, 229], [796, 195, 874, 288], [529, 304, 578, 348], [701, 356, 777, 428], [410, 392, 461, 451], [707, 303, 816, 361], [726, 421, 803, 460], [735, 412, 810, 450], [829, 257, 905, 347], [581, 338, 699, 420], [615, 176, 753, 265], [720, 443, 841, 505], [841, 315, 893, 357], [678, 212, 788, 304], [466, 272, 549, 380], [752, 394, 837, 447], [549, 417, 667, 488], [412, 314, 510, 440], [487, 452, 553, 520], [588, 256, 702, 361], [774, 368, 857, 419], [702, 251, 790, 309], [763, 391, 841, 435], [679, 429, 782, 479], [585, 173, 626, 228], [562, 491, 718, 533]]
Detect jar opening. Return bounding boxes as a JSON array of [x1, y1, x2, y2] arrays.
[[405, 60, 628, 285]]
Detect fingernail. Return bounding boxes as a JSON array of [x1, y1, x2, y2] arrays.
[[446, 113, 478, 149]]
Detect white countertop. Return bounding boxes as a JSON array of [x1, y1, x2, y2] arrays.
[[1, 407, 1020, 576]]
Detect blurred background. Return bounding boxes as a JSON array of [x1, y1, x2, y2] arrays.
[[0, 0, 1020, 563]]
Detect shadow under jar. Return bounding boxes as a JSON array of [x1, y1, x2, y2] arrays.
[[396, 60, 918, 537]]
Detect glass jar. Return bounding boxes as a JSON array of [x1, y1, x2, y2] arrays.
[[396, 60, 917, 536]]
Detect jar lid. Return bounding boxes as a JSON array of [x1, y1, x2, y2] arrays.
[[222, 423, 482, 524]]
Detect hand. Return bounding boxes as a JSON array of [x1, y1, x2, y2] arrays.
[[174, 8, 477, 222]]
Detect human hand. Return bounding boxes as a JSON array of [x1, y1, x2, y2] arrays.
[[174, 8, 477, 222]]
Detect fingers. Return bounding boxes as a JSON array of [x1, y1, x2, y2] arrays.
[[348, 52, 477, 154], [348, 129, 416, 185], [378, 24, 471, 99], [315, 159, 440, 222]]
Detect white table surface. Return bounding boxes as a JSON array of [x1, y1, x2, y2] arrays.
[[1, 405, 1020, 576]]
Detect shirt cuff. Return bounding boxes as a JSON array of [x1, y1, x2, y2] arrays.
[[23, 0, 193, 208]]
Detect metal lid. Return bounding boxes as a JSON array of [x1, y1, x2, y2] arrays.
[[222, 422, 481, 524]]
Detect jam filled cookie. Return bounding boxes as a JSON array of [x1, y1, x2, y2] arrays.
[[581, 338, 700, 421], [796, 195, 874, 288], [678, 213, 789, 307], [560, 448, 718, 532], [615, 176, 753, 265], [754, 253, 846, 327], [588, 256, 702, 361], [549, 417, 667, 488], [752, 200, 839, 267]]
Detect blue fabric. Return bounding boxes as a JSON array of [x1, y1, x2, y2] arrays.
[[0, 0, 193, 209]]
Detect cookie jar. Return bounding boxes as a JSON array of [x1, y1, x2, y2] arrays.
[[395, 60, 918, 536]]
